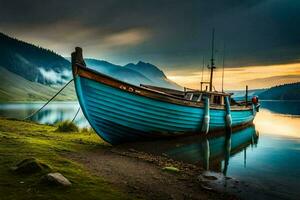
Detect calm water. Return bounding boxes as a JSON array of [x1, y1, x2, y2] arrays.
[[0, 100, 300, 199], [0, 101, 89, 127]]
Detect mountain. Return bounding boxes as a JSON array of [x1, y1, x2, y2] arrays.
[[0, 32, 182, 101], [0, 67, 75, 102], [85, 59, 182, 90], [85, 59, 153, 86], [241, 75, 300, 89], [124, 61, 165, 80], [258, 82, 300, 100], [0, 32, 71, 85], [124, 61, 181, 89]]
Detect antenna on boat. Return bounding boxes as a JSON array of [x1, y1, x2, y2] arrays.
[[209, 28, 216, 92], [200, 56, 205, 91], [221, 43, 225, 93]]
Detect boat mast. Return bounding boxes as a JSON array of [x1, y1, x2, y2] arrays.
[[222, 43, 225, 93], [209, 29, 216, 92], [200, 56, 205, 91]]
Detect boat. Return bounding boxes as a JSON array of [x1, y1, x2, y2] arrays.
[[71, 33, 260, 144]]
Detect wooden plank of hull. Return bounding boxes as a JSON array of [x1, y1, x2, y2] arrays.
[[74, 74, 255, 144], [74, 64, 252, 111]]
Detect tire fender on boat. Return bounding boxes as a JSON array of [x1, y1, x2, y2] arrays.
[[252, 104, 257, 116], [201, 97, 210, 134], [224, 96, 232, 128]]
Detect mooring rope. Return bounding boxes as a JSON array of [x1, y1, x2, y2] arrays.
[[23, 79, 74, 120], [71, 107, 81, 123]]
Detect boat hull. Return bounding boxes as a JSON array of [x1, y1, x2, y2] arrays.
[[74, 75, 255, 144]]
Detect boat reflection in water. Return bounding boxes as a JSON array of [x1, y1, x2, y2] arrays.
[[128, 125, 259, 175], [167, 126, 258, 174]]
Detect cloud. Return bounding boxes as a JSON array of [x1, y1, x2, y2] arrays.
[[0, 0, 300, 70], [38, 68, 71, 84], [167, 63, 300, 90], [102, 28, 150, 47], [241, 75, 300, 89]]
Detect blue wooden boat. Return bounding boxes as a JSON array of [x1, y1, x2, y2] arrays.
[[71, 46, 260, 144]]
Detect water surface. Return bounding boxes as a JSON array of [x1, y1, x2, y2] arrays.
[[1, 100, 300, 199], [0, 101, 88, 127]]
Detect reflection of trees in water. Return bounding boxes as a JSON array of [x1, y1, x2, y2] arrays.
[[261, 101, 300, 115]]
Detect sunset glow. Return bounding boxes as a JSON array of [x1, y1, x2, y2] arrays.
[[254, 109, 300, 138], [167, 62, 300, 90]]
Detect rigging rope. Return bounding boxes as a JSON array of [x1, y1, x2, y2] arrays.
[[23, 79, 74, 120], [71, 107, 81, 123]]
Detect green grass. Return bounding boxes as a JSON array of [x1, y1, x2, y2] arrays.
[[55, 121, 79, 132], [0, 118, 135, 200]]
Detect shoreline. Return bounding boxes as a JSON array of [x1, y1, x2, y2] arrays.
[[66, 146, 237, 199], [0, 118, 238, 200]]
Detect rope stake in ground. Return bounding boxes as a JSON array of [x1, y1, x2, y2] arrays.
[[23, 79, 74, 120]]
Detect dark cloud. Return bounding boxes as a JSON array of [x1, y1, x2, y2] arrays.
[[0, 0, 299, 70]]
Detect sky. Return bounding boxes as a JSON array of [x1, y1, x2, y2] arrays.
[[1, 0, 300, 89]]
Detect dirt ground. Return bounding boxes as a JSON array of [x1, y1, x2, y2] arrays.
[[68, 145, 238, 200]]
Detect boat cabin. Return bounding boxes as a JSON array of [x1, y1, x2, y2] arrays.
[[183, 90, 231, 105], [140, 84, 232, 106]]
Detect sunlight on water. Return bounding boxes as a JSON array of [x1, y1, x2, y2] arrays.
[[254, 109, 300, 138]]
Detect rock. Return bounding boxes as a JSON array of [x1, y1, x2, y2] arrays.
[[41, 172, 71, 187], [203, 175, 218, 180], [11, 158, 50, 174], [162, 166, 180, 173], [128, 148, 137, 152], [198, 171, 224, 182], [201, 184, 213, 191]]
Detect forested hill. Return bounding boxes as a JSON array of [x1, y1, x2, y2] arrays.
[[259, 82, 300, 100], [0, 32, 70, 85]]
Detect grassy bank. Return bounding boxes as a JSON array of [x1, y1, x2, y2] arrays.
[[0, 118, 134, 200]]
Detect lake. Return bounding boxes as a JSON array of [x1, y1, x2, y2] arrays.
[[0, 101, 89, 127], [0, 100, 300, 199]]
